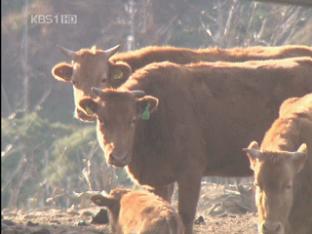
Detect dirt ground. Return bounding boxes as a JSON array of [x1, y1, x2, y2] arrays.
[[1, 181, 258, 234]]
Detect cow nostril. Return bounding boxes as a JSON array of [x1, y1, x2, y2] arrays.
[[274, 223, 281, 232], [262, 221, 282, 233], [109, 153, 115, 160], [262, 222, 271, 233]]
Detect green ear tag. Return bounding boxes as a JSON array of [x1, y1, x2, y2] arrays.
[[141, 104, 150, 120], [85, 107, 94, 115]]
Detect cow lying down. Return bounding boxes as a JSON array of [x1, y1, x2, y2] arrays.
[[91, 188, 184, 234], [244, 93, 312, 234]]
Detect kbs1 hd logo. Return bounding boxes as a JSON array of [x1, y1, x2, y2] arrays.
[[30, 14, 77, 25]]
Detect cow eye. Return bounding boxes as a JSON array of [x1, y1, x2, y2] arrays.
[[100, 75, 108, 83], [284, 184, 292, 190], [72, 80, 78, 86]]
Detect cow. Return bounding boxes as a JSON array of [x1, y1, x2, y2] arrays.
[[51, 44, 312, 122], [91, 188, 184, 234], [78, 57, 312, 234], [243, 93, 312, 234]]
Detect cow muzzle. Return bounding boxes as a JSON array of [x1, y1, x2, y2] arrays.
[[107, 152, 130, 167], [259, 221, 284, 234]]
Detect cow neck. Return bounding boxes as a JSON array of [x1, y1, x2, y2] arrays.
[[123, 68, 170, 186], [126, 114, 174, 186]]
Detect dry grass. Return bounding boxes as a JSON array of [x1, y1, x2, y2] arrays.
[[2, 181, 258, 234]]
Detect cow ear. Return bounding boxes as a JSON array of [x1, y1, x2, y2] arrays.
[[109, 61, 132, 87], [79, 98, 98, 116], [292, 143, 308, 174], [51, 62, 73, 82], [243, 141, 261, 171], [91, 194, 117, 209], [136, 96, 159, 120]]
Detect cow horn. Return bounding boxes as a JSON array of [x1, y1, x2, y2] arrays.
[[57, 45, 77, 59], [242, 148, 262, 159], [104, 44, 121, 58], [91, 87, 105, 96], [289, 151, 307, 159], [131, 90, 146, 97], [289, 143, 308, 158], [297, 143, 307, 154]]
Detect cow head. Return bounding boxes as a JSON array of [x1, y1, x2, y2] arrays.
[[91, 188, 130, 232], [51, 45, 132, 122], [243, 141, 307, 234], [79, 88, 159, 167]]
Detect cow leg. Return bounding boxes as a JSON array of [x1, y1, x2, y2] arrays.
[[147, 183, 175, 202], [177, 175, 201, 234]]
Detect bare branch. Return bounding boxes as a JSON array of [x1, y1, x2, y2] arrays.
[[249, 0, 312, 7]]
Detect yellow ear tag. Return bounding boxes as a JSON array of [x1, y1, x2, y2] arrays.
[[85, 106, 94, 115], [113, 70, 123, 80]]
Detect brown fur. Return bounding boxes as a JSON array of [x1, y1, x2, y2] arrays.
[[109, 45, 312, 88], [246, 94, 312, 234], [110, 45, 312, 70], [80, 57, 312, 234], [51, 45, 312, 121], [91, 188, 184, 234]]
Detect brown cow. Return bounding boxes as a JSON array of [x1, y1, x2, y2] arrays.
[[91, 188, 184, 234], [244, 93, 312, 234], [79, 57, 312, 234], [51, 44, 312, 121]]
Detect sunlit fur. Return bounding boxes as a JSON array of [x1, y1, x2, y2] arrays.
[[51, 45, 312, 121], [81, 58, 312, 234], [91, 188, 184, 234]]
